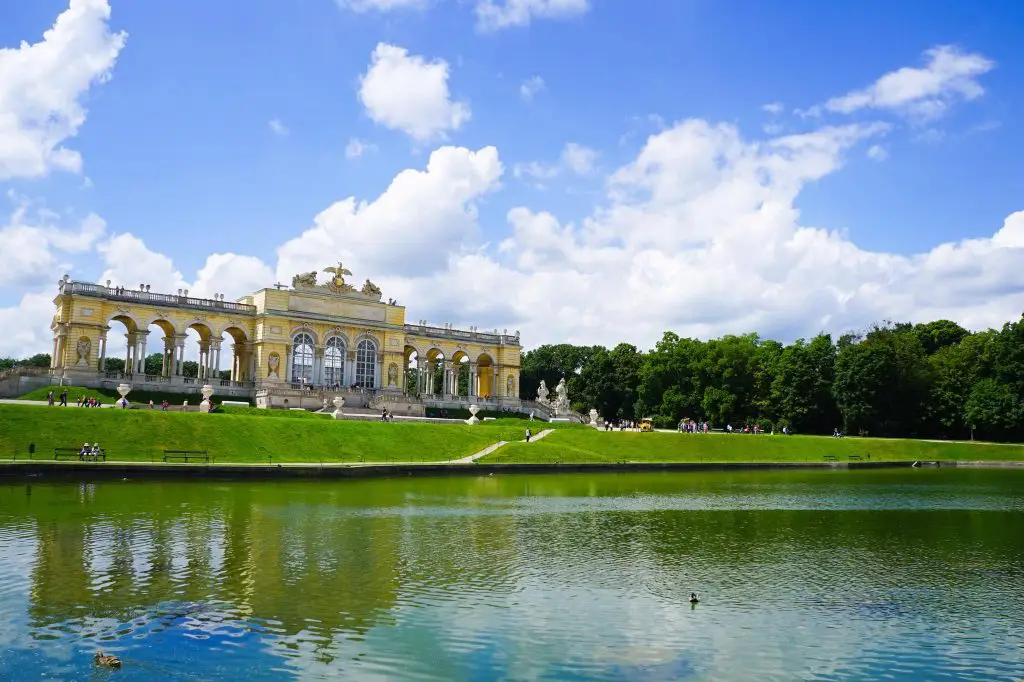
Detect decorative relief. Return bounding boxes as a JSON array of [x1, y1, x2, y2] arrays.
[[80, 308, 93, 316], [75, 337, 91, 366], [270, 325, 282, 334], [268, 352, 281, 378]]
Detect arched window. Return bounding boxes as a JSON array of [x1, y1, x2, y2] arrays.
[[324, 336, 345, 386], [291, 333, 315, 383], [355, 339, 377, 388]]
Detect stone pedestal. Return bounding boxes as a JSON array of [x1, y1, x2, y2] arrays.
[[199, 384, 214, 413]]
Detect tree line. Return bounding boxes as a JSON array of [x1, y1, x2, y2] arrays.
[[519, 315, 1024, 442]]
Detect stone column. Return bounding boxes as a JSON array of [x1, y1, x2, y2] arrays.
[[283, 345, 292, 384], [493, 367, 499, 400], [137, 332, 148, 375], [124, 333, 133, 374], [97, 331, 108, 373], [212, 341, 222, 380], [468, 363, 477, 397], [175, 337, 186, 376], [375, 352, 384, 389], [313, 347, 324, 385]]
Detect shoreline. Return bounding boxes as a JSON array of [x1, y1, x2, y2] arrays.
[[2, 459, 1023, 480]]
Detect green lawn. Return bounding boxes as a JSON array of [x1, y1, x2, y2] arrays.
[[0, 404, 527, 463], [480, 428, 1024, 464], [15, 384, 239, 407]]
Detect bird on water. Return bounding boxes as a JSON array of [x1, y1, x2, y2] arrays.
[[94, 652, 121, 668], [689, 592, 699, 604]]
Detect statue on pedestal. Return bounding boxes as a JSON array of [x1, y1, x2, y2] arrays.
[[536, 379, 551, 406], [554, 377, 570, 415]]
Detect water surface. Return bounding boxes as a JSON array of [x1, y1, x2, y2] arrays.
[[0, 469, 1022, 680]]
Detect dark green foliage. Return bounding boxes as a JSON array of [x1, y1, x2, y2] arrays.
[[519, 313, 1024, 441]]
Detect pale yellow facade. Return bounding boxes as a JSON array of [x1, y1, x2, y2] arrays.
[[48, 269, 522, 410]]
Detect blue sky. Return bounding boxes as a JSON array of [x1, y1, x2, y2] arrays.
[[1, 0, 1023, 357]]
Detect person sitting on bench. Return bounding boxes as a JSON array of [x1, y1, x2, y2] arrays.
[[90, 443, 101, 460], [79, 443, 90, 460]]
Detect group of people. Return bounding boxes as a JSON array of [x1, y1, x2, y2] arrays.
[[77, 442, 103, 460], [677, 419, 712, 433], [379, 407, 395, 421], [605, 420, 642, 431], [45, 390, 69, 406]]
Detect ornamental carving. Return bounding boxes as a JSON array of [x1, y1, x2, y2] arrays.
[[75, 337, 91, 366], [288, 262, 382, 300], [268, 352, 281, 378]]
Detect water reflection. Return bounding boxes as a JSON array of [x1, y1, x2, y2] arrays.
[[0, 470, 1022, 680]]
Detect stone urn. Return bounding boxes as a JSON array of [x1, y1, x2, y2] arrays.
[[465, 404, 480, 425], [332, 396, 345, 420], [589, 408, 599, 426], [199, 384, 214, 413], [116, 383, 131, 401]]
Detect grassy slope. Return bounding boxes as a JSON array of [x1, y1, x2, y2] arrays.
[[15, 384, 240, 407], [0, 404, 528, 463], [481, 428, 1024, 464]]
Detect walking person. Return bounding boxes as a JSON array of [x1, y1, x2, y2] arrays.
[[47, 391, 54, 406], [59, 389, 68, 407], [525, 427, 532, 443]]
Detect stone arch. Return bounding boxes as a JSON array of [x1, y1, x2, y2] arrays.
[[476, 352, 495, 398], [353, 331, 380, 349], [106, 311, 141, 334], [218, 325, 248, 343], [323, 329, 350, 347], [451, 350, 470, 397], [403, 344, 421, 395], [186, 321, 213, 343], [289, 325, 319, 345], [144, 317, 179, 337], [142, 317, 179, 378]]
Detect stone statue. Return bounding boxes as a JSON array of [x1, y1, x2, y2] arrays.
[[387, 362, 398, 387], [75, 337, 91, 366], [268, 352, 280, 378], [536, 379, 550, 405], [323, 262, 353, 292], [361, 279, 382, 297], [555, 377, 570, 414], [292, 271, 317, 288]]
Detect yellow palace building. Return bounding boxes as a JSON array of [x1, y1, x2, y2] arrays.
[[42, 264, 525, 415]]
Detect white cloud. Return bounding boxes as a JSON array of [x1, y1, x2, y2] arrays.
[[0, 292, 59, 359], [335, 0, 428, 10], [358, 43, 470, 141], [345, 138, 378, 159], [268, 119, 289, 136], [824, 45, 995, 120], [0, 0, 127, 180], [476, 0, 589, 31], [388, 119, 1023, 349], [519, 76, 545, 101], [277, 145, 502, 279], [515, 142, 598, 186], [0, 195, 106, 287], [866, 145, 888, 161], [762, 101, 784, 115]]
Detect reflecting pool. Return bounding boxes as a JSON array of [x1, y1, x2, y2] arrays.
[[1, 468, 1022, 680]]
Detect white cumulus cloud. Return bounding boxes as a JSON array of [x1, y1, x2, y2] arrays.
[[0, 0, 127, 180], [268, 119, 289, 136], [515, 142, 598, 186], [824, 45, 995, 120], [476, 0, 589, 31], [358, 43, 470, 141]]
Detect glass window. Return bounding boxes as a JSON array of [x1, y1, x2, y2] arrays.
[[324, 336, 345, 386], [291, 333, 314, 383], [355, 339, 377, 388]]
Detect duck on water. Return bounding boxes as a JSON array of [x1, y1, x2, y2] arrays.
[[689, 592, 699, 604]]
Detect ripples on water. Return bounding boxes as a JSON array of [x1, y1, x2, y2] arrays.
[[0, 469, 1022, 681]]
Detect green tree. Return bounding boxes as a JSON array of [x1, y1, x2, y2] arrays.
[[965, 379, 1022, 441], [912, 319, 969, 355], [144, 353, 163, 376], [519, 344, 600, 400], [769, 335, 839, 433], [103, 358, 125, 374]]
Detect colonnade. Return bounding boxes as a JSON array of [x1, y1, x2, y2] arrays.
[[410, 359, 498, 398], [105, 330, 254, 383]]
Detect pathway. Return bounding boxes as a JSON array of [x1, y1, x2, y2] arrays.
[[451, 428, 554, 464]]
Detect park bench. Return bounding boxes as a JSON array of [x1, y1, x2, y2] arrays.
[[848, 454, 863, 461], [162, 450, 210, 463], [54, 447, 106, 462], [823, 454, 837, 462]]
